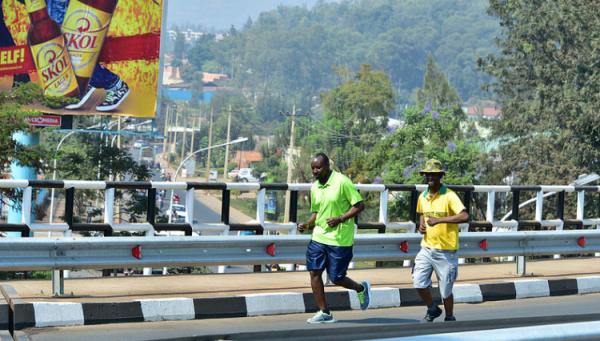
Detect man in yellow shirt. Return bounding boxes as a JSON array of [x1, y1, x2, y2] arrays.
[[414, 159, 469, 323], [298, 153, 369, 324]]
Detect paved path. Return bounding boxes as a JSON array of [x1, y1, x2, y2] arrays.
[[4, 257, 600, 303], [3, 255, 600, 330]]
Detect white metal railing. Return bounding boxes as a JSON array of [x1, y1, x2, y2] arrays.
[[2, 181, 600, 235]]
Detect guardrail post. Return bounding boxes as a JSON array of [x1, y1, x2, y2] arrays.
[[147, 188, 156, 225], [409, 190, 418, 223], [376, 189, 389, 268], [289, 190, 299, 271], [102, 228, 113, 277], [52, 269, 64, 297], [554, 191, 565, 259], [404, 190, 419, 267], [257, 188, 265, 226], [463, 190, 472, 217], [516, 254, 526, 276], [254, 226, 263, 273], [290, 190, 298, 225], [218, 188, 230, 274], [62, 187, 74, 279], [513, 189, 522, 269], [535, 190, 543, 231], [221, 189, 230, 225]]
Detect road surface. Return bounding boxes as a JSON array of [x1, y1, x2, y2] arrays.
[[22, 292, 600, 341]]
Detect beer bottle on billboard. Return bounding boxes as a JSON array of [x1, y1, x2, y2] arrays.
[[61, 0, 118, 95], [26, 0, 80, 98]]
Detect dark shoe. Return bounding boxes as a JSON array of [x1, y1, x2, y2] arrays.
[[66, 84, 96, 109], [420, 305, 442, 323], [444, 316, 456, 322], [96, 81, 130, 111]]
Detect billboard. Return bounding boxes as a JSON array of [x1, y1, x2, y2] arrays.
[[0, 0, 162, 117]]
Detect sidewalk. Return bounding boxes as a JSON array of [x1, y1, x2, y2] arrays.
[[3, 257, 600, 330], [5, 257, 600, 303]]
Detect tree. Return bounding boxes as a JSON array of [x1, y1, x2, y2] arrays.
[[347, 103, 480, 222], [172, 26, 187, 60], [50, 132, 151, 223], [190, 73, 204, 102], [417, 53, 460, 107], [321, 64, 395, 160], [187, 35, 214, 71], [477, 0, 600, 185], [179, 63, 197, 83], [0, 83, 76, 207]]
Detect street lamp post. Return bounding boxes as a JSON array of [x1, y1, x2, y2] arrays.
[[167, 137, 248, 223]]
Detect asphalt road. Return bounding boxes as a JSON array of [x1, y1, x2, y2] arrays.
[[21, 293, 600, 341]]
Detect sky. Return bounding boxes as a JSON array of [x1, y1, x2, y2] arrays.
[[165, 0, 328, 31]]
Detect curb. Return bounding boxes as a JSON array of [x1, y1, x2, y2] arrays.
[[3, 276, 600, 329]]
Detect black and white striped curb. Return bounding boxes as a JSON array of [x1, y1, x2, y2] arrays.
[[3, 276, 600, 330]]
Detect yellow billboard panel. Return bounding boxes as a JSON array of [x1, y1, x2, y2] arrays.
[[0, 0, 162, 118]]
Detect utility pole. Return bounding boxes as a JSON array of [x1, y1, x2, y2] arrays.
[[162, 105, 170, 166], [189, 115, 197, 157], [281, 106, 309, 223], [180, 108, 187, 163], [223, 104, 241, 180], [205, 105, 214, 182], [172, 107, 179, 160]]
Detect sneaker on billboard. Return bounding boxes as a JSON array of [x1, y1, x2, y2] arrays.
[[96, 81, 130, 112], [307, 311, 335, 324], [357, 281, 371, 311], [421, 305, 443, 323], [66, 84, 96, 109]]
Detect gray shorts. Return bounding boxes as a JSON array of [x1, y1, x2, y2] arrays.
[[412, 247, 458, 299]]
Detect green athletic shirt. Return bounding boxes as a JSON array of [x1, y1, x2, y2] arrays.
[[310, 170, 363, 247]]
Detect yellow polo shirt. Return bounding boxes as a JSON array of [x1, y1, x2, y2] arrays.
[[417, 185, 466, 250]]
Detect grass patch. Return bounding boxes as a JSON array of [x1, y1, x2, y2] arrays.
[[230, 198, 256, 218]]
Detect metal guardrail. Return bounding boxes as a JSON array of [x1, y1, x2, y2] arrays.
[[0, 230, 599, 271]]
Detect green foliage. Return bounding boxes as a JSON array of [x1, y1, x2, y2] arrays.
[[184, 0, 498, 108], [46, 131, 151, 223], [348, 102, 479, 221], [188, 36, 215, 71], [179, 63, 197, 83], [417, 53, 460, 107], [477, 0, 600, 185], [172, 26, 187, 59], [0, 82, 78, 206], [29, 271, 52, 279], [312, 63, 395, 171]]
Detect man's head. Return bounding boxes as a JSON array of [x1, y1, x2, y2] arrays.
[[420, 159, 445, 188], [311, 153, 330, 182]]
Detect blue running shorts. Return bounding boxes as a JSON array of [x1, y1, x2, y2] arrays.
[[306, 240, 353, 282]]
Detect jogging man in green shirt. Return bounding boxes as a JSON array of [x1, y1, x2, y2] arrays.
[[298, 153, 371, 324]]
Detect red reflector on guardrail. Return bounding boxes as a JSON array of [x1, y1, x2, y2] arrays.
[[267, 243, 276, 257], [480, 239, 488, 251], [133, 246, 141, 259], [579, 237, 585, 248], [399, 241, 408, 253]]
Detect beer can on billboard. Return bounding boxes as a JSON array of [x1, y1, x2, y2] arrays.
[[61, 0, 118, 96], [26, 0, 79, 98]]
